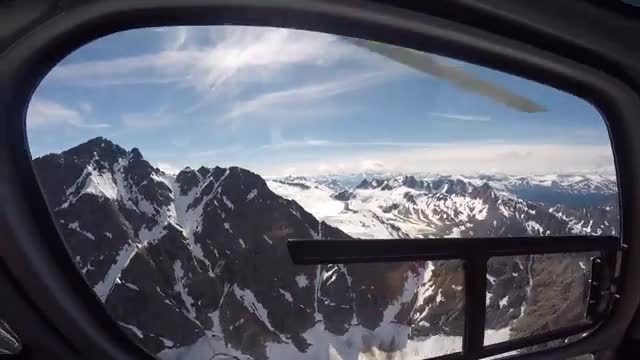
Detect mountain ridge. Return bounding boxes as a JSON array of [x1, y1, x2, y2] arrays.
[[267, 173, 618, 240], [31, 137, 618, 360]]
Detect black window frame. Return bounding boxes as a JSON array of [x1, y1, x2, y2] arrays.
[[1, 1, 639, 360], [289, 237, 619, 359]]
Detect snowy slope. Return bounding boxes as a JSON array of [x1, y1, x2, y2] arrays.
[[268, 174, 618, 240], [34, 139, 467, 360], [32, 138, 619, 360], [267, 179, 406, 238]]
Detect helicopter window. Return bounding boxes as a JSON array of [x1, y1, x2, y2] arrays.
[[27, 26, 618, 360]]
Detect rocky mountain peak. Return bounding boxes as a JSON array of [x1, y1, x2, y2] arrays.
[[400, 175, 421, 189], [30, 139, 621, 360], [128, 147, 144, 161], [175, 167, 201, 195], [196, 166, 211, 178], [355, 178, 387, 190], [63, 136, 128, 165], [473, 182, 496, 199]]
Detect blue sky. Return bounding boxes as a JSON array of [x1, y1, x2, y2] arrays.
[[28, 26, 615, 176]]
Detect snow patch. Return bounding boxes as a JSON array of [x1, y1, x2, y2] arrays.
[[93, 242, 138, 302], [267, 321, 461, 360], [68, 221, 95, 240], [487, 274, 497, 284], [222, 195, 234, 210], [296, 274, 309, 288], [61, 162, 118, 208], [499, 296, 509, 309], [263, 235, 273, 244], [232, 285, 276, 333], [484, 327, 511, 346], [123, 282, 140, 291], [119, 322, 144, 339], [525, 220, 543, 235], [246, 189, 258, 201], [279, 289, 293, 302], [173, 260, 196, 318]]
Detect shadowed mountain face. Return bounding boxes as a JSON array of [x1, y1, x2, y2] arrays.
[[32, 137, 618, 360]]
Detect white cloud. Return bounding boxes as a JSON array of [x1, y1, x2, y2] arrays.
[[45, 26, 405, 118], [194, 27, 350, 92], [47, 27, 357, 92], [359, 159, 386, 172], [27, 99, 110, 129], [260, 143, 615, 176], [222, 72, 389, 122], [48, 49, 201, 85], [428, 112, 491, 121], [40, 26, 411, 134], [155, 162, 180, 175], [64, 76, 187, 87], [145, 137, 614, 178], [166, 26, 188, 51]]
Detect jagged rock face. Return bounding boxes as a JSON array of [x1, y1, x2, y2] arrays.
[[268, 174, 618, 240], [508, 253, 595, 338], [485, 256, 531, 330], [506, 175, 617, 208], [32, 138, 466, 359], [32, 138, 620, 360], [266, 174, 619, 351]]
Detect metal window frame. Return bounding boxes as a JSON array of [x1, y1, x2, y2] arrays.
[[288, 237, 620, 264], [1, 1, 640, 360], [289, 236, 620, 359]]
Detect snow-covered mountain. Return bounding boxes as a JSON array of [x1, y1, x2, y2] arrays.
[[31, 138, 618, 360], [267, 174, 618, 239]]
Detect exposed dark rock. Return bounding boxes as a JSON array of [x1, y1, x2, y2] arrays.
[[31, 137, 620, 359]]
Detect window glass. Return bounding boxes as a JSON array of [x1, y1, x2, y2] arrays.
[[28, 25, 617, 359], [485, 253, 596, 346], [157, 260, 464, 360]]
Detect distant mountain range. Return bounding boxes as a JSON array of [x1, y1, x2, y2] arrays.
[[267, 173, 617, 239], [31, 137, 618, 360]]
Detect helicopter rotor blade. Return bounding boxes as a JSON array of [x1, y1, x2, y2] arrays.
[[348, 38, 546, 113]]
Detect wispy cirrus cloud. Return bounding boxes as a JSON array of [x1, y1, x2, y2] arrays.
[[428, 112, 491, 121], [46, 26, 407, 118], [27, 99, 109, 129], [48, 27, 359, 91], [47, 50, 202, 86], [222, 71, 394, 122]]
